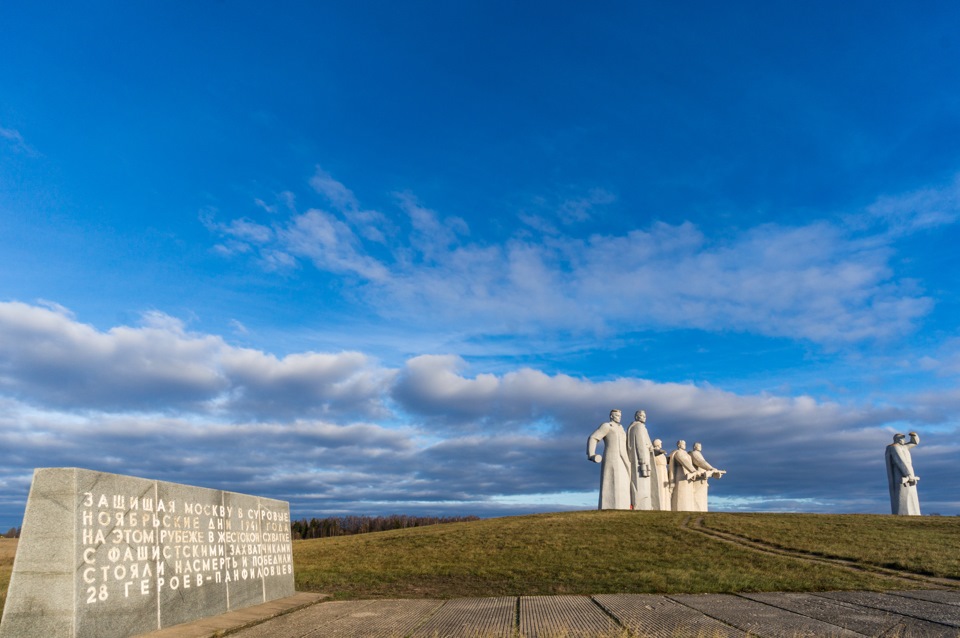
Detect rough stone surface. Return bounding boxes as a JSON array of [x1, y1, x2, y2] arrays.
[[171, 590, 960, 638], [892, 590, 960, 607], [138, 593, 325, 638], [817, 591, 960, 628], [670, 593, 863, 637], [410, 597, 516, 638], [594, 593, 745, 637], [229, 601, 377, 638], [296, 599, 443, 638], [741, 592, 907, 636], [519, 595, 620, 637], [0, 468, 295, 638]]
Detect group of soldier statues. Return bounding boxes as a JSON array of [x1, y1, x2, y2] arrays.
[[586, 409, 725, 511]]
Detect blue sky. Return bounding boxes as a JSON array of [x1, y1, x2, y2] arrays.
[[1, 2, 959, 528]]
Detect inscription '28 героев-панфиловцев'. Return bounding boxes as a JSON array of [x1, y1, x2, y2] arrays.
[[0, 468, 295, 638]]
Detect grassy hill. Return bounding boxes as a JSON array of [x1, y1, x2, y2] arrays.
[[294, 510, 960, 600], [2, 511, 958, 613]]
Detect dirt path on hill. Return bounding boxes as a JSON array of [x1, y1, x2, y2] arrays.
[[681, 515, 960, 590]]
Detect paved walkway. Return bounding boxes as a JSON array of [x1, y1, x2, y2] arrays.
[[143, 589, 960, 637]]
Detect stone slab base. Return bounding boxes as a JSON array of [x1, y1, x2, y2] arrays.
[[136, 592, 326, 638], [222, 591, 960, 638]]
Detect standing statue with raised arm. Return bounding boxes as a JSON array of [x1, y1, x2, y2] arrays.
[[627, 410, 662, 510], [885, 432, 921, 516], [690, 442, 726, 512], [587, 409, 631, 510], [667, 440, 703, 512]]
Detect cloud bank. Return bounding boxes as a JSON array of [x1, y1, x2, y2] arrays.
[[1, 300, 957, 529]]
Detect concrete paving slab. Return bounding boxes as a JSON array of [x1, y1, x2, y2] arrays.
[[879, 619, 960, 638], [818, 592, 960, 629], [669, 593, 862, 638], [891, 591, 960, 608], [409, 597, 516, 638], [137, 592, 326, 638], [741, 592, 906, 637], [300, 598, 444, 638], [519, 595, 621, 637], [594, 593, 746, 638], [230, 600, 377, 638]]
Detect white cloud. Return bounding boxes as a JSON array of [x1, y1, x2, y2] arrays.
[[208, 170, 945, 345], [220, 347, 394, 419], [395, 191, 469, 261], [310, 166, 360, 212], [0, 302, 388, 418], [865, 175, 960, 236], [557, 188, 616, 224], [0, 126, 38, 156], [366, 218, 930, 343], [279, 209, 390, 280]]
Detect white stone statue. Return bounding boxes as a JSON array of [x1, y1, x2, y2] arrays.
[[626, 410, 662, 510], [667, 440, 703, 512], [690, 442, 725, 512], [651, 438, 671, 510], [587, 409, 631, 510], [885, 432, 921, 516]]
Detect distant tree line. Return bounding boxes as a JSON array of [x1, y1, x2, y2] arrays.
[[290, 514, 479, 539], [3, 527, 20, 538]]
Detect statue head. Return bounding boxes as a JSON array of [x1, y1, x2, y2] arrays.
[[676, 440, 686, 450], [693, 442, 702, 451], [893, 433, 906, 444], [653, 438, 662, 448], [610, 409, 621, 423], [634, 410, 646, 422]]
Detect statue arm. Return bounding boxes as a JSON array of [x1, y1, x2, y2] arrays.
[[691, 451, 716, 471], [676, 453, 698, 476], [887, 446, 915, 478], [586, 424, 608, 461]]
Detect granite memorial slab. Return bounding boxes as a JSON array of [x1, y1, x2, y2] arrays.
[[0, 467, 295, 638]]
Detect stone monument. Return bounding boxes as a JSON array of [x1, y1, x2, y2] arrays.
[[0, 468, 295, 638], [885, 432, 921, 516], [689, 442, 725, 512], [586, 409, 631, 510], [651, 439, 671, 510], [626, 410, 664, 511], [667, 440, 702, 512]]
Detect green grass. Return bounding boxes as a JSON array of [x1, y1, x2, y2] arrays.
[[0, 539, 15, 615], [703, 512, 960, 579], [3, 511, 957, 614], [293, 511, 923, 600]]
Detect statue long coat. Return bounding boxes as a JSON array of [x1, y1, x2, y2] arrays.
[[587, 421, 631, 510], [626, 420, 662, 510], [690, 449, 716, 513], [668, 448, 698, 512], [885, 441, 920, 515], [652, 449, 671, 510]]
